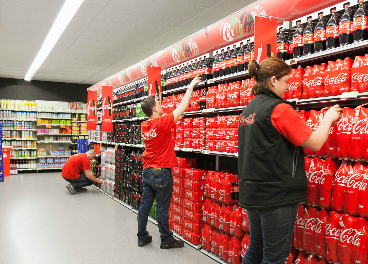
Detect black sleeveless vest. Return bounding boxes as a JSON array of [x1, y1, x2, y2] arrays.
[[238, 89, 307, 210]]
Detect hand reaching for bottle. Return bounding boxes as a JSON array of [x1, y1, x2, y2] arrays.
[[324, 104, 343, 124], [189, 76, 202, 89]]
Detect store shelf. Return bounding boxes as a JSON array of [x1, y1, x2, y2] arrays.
[[2, 129, 37, 131], [13, 148, 37, 150], [212, 70, 249, 84], [11, 157, 37, 160], [71, 121, 87, 123], [163, 80, 210, 96], [37, 117, 71, 120], [113, 96, 148, 107], [1, 119, 37, 121], [36, 124, 71, 126], [288, 91, 368, 106], [38, 133, 71, 136], [0, 108, 36, 112], [36, 168, 63, 170], [286, 39, 368, 65], [113, 117, 148, 122], [37, 141, 72, 143], [3, 138, 36, 141], [18, 168, 38, 171], [38, 110, 71, 113], [37, 155, 71, 158], [174, 147, 238, 157]]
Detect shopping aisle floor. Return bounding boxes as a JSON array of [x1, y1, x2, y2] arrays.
[[0, 173, 215, 264]]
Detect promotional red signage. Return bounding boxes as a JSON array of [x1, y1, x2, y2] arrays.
[[87, 90, 97, 130], [254, 16, 277, 63], [101, 86, 113, 132], [147, 66, 162, 102], [87, 0, 345, 91]]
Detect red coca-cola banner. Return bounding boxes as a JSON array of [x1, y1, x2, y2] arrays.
[[88, 0, 344, 91], [101, 86, 113, 132], [87, 90, 97, 130], [147, 66, 162, 102], [254, 16, 277, 63]]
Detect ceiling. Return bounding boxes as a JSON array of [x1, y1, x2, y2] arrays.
[[0, 0, 256, 86]]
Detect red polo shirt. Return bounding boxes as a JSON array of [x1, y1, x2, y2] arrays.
[[142, 112, 177, 169], [62, 153, 90, 180]]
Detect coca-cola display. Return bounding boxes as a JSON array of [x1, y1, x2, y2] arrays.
[[303, 18, 315, 55], [326, 9, 340, 49], [353, 0, 368, 42], [339, 4, 354, 46], [114, 147, 143, 209]]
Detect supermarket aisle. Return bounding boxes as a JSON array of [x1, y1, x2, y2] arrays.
[[0, 173, 214, 264]]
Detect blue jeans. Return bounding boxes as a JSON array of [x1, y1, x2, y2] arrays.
[[137, 168, 174, 244], [242, 204, 298, 264], [63, 173, 94, 189]]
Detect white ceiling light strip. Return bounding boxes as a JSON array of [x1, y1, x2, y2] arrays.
[[24, 0, 84, 81]]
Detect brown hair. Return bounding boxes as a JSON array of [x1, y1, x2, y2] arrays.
[[248, 58, 291, 95], [141, 95, 156, 117]]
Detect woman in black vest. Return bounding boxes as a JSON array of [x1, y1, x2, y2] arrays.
[[239, 58, 342, 264]]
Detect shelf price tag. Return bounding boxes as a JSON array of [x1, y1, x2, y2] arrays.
[[182, 148, 192, 152], [46, 125, 52, 128], [202, 108, 215, 113], [202, 150, 210, 154], [174, 147, 179, 151], [341, 91, 359, 99], [288, 98, 298, 103], [208, 79, 214, 84]]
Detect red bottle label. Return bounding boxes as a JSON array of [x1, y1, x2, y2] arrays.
[[231, 58, 237, 67], [276, 43, 288, 53], [237, 55, 244, 64], [213, 63, 219, 71], [339, 21, 353, 34], [293, 36, 303, 47], [326, 25, 339, 38], [353, 16, 368, 31], [303, 33, 314, 44], [288, 42, 294, 53], [243, 53, 251, 62], [314, 29, 326, 41]]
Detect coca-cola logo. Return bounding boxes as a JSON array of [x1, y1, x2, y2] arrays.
[[296, 217, 306, 228], [337, 119, 352, 133], [288, 82, 300, 91], [353, 16, 368, 30], [303, 33, 314, 44], [306, 120, 319, 131], [325, 73, 349, 85], [220, 22, 235, 42], [293, 36, 303, 46], [307, 171, 322, 184], [346, 174, 367, 190], [142, 128, 157, 140], [334, 171, 349, 186], [352, 72, 368, 83], [304, 217, 318, 231], [340, 21, 353, 33], [326, 25, 339, 37], [314, 29, 326, 41], [340, 228, 362, 246], [352, 119, 367, 135], [325, 223, 341, 240], [304, 77, 323, 87]]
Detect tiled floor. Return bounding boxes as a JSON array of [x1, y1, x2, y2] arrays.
[[0, 172, 215, 264]]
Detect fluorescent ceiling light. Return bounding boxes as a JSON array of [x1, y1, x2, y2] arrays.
[[24, 0, 84, 81]]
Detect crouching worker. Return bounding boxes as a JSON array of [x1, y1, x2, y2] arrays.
[[62, 149, 103, 194]]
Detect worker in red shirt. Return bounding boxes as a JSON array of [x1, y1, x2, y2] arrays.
[[62, 149, 103, 194], [137, 76, 202, 249]]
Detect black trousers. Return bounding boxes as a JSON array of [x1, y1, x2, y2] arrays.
[[63, 173, 94, 189]]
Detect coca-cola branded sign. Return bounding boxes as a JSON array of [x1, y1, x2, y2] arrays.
[[101, 86, 113, 132], [87, 90, 97, 131], [147, 66, 162, 103], [254, 16, 277, 63]]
